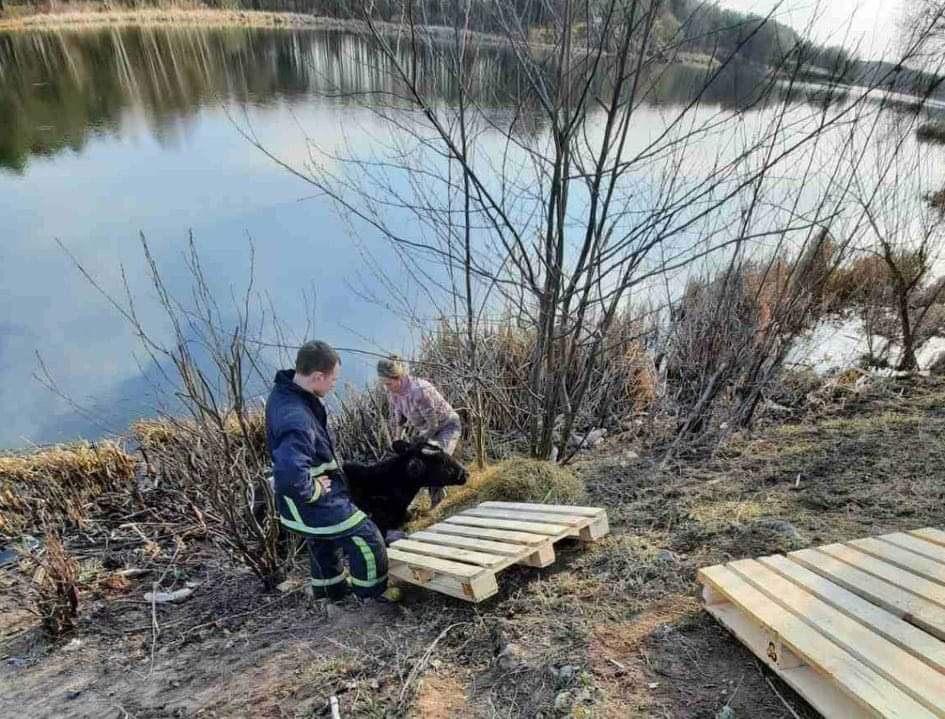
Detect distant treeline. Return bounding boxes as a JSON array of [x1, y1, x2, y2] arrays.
[[3, 0, 942, 93]]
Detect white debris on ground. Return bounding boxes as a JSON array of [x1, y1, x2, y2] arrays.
[[789, 316, 945, 375]]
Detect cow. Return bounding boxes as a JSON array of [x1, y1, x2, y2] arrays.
[[253, 438, 468, 545], [345, 439, 469, 537]]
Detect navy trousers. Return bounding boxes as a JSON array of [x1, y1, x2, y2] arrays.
[[306, 519, 388, 600]]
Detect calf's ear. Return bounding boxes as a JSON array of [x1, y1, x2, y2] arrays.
[[392, 439, 411, 454]]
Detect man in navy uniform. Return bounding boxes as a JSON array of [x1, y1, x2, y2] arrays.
[[266, 340, 399, 602]]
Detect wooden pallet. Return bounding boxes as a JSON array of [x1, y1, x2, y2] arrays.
[[388, 501, 609, 602], [698, 528, 945, 719]]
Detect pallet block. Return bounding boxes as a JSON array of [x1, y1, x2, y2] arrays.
[[388, 501, 609, 602], [698, 528, 945, 719]]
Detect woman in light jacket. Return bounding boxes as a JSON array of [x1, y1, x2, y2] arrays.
[[377, 355, 461, 507]]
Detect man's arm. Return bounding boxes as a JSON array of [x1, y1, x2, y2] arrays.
[[271, 427, 336, 504]]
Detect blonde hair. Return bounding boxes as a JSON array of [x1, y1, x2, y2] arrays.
[[376, 354, 408, 379]]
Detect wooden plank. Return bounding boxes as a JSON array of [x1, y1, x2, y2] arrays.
[[817, 544, 945, 608], [729, 558, 945, 715], [426, 522, 548, 546], [518, 544, 555, 568], [409, 530, 528, 558], [705, 601, 872, 719], [880, 533, 945, 566], [699, 565, 937, 719], [443, 515, 568, 536], [391, 539, 505, 568], [912, 529, 945, 548], [461, 507, 586, 526], [849, 538, 945, 586], [387, 548, 484, 578], [477, 501, 603, 517], [580, 513, 609, 542], [761, 555, 945, 675], [789, 549, 945, 640], [389, 564, 498, 602]]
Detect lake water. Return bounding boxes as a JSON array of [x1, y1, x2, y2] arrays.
[[0, 26, 934, 449]]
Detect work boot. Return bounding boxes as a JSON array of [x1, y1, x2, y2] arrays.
[[375, 586, 403, 604], [428, 486, 447, 509]]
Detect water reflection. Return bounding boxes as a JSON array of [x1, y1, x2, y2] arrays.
[[0, 26, 799, 174]]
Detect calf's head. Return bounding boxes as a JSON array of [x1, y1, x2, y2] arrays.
[[395, 439, 469, 487]]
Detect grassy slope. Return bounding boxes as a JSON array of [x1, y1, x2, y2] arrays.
[[2, 375, 943, 717]]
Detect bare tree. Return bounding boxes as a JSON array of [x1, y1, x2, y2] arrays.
[[58, 233, 290, 589], [243, 0, 945, 460], [849, 124, 945, 370]]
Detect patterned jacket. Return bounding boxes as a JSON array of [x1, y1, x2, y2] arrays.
[[387, 376, 458, 441]]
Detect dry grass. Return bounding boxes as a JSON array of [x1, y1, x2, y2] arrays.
[[28, 531, 80, 637], [408, 458, 585, 531], [416, 314, 658, 460], [0, 441, 136, 534]]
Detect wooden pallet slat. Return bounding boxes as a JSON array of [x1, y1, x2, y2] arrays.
[[790, 548, 945, 640], [879, 532, 945, 565], [912, 528, 945, 548], [478, 501, 603, 517], [728, 559, 945, 715], [387, 548, 484, 578], [390, 539, 506, 567], [699, 564, 938, 719], [389, 502, 608, 602], [817, 543, 945, 608], [759, 555, 945, 674], [409, 530, 526, 557], [701, 527, 945, 718], [460, 507, 586, 526], [849, 537, 945, 586], [705, 601, 873, 719], [443, 514, 570, 536], [426, 522, 548, 545]]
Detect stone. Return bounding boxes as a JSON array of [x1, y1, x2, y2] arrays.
[[496, 642, 525, 671], [654, 549, 675, 563], [144, 588, 193, 604], [556, 664, 577, 683], [277, 578, 305, 593], [554, 691, 573, 714]]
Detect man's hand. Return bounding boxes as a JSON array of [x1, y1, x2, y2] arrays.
[[316, 476, 332, 495]]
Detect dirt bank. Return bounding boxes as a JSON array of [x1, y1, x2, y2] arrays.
[[2, 374, 943, 717]]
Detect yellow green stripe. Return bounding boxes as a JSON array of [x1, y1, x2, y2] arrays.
[[310, 574, 346, 587], [309, 461, 338, 477], [280, 497, 366, 536], [349, 573, 387, 588], [351, 536, 377, 585]]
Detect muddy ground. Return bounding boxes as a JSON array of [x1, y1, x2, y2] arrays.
[[3, 374, 944, 718]]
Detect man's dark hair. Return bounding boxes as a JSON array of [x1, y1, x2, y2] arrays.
[[296, 341, 340, 376]]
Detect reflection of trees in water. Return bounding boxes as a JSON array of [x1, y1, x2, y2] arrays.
[[0, 28, 387, 171], [0, 26, 796, 173]]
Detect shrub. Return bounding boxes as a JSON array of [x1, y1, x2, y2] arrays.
[[28, 531, 80, 637], [0, 442, 136, 534]]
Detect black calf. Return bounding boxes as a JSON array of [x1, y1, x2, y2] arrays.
[[345, 440, 469, 535]]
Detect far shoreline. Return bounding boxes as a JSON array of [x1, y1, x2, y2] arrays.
[[0, 8, 408, 33], [0, 5, 720, 68]]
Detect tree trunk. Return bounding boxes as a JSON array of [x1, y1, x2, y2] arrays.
[[896, 286, 918, 370]]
